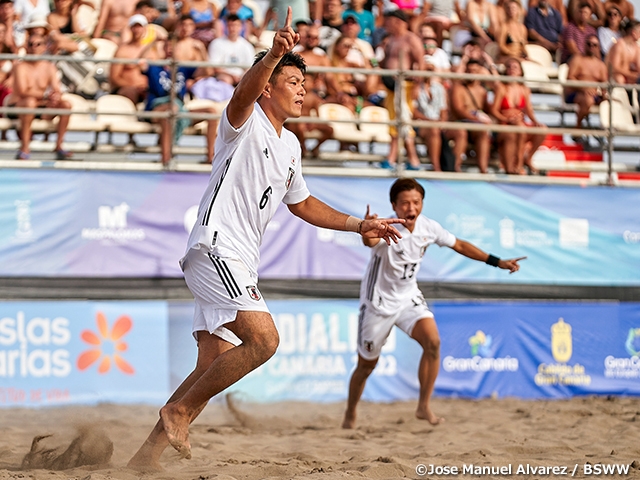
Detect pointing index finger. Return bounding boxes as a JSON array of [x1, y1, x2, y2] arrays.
[[514, 256, 528, 262], [284, 6, 292, 28]]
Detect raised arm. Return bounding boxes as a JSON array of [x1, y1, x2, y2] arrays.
[[226, 6, 299, 129], [92, 0, 110, 38]]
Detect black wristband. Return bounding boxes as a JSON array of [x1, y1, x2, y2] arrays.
[[486, 254, 500, 267]]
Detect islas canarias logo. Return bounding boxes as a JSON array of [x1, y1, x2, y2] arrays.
[[535, 318, 590, 386], [77, 312, 134, 375]]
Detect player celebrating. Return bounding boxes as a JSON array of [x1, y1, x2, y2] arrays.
[[342, 178, 526, 429], [127, 7, 404, 468]]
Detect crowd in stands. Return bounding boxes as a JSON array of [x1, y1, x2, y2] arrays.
[[0, 0, 638, 171]]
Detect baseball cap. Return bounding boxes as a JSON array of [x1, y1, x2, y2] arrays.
[[385, 9, 408, 22], [343, 12, 358, 22], [24, 13, 51, 31], [129, 14, 148, 27]]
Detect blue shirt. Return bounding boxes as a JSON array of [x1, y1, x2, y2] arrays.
[[144, 65, 197, 110], [524, 6, 563, 43]]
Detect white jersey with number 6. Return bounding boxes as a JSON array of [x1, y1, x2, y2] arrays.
[[360, 215, 456, 315], [183, 103, 311, 275]]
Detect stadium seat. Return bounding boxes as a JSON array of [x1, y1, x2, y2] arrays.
[[183, 98, 223, 136], [62, 93, 106, 149], [359, 106, 392, 144], [96, 94, 158, 135], [521, 60, 561, 95], [600, 94, 640, 134], [76, 3, 99, 36], [525, 44, 558, 78], [317, 103, 372, 145]]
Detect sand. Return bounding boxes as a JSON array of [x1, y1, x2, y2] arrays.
[[0, 396, 639, 480]]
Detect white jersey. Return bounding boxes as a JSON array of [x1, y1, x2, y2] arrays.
[[360, 215, 456, 315], [183, 103, 310, 275]]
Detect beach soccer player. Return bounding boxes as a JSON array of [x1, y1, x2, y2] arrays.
[[127, 7, 405, 468], [342, 178, 526, 429]]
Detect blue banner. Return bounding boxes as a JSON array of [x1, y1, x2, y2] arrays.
[[1, 170, 639, 285], [0, 301, 169, 406]]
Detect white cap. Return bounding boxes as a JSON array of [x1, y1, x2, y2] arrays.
[[25, 13, 51, 31], [128, 14, 148, 27]]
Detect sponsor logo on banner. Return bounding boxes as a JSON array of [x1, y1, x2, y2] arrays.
[[442, 330, 519, 372], [77, 312, 134, 375], [446, 214, 494, 245], [12, 200, 35, 244], [603, 328, 640, 379], [535, 318, 591, 386], [559, 218, 589, 248], [623, 231, 640, 244], [81, 203, 145, 242], [499, 217, 553, 248], [0, 311, 72, 378]]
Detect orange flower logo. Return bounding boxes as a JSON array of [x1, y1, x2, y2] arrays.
[[77, 312, 135, 375]]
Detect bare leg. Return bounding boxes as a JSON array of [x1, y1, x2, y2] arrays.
[[127, 331, 235, 470], [387, 135, 399, 164], [159, 311, 279, 459], [411, 317, 443, 425], [310, 124, 334, 157], [342, 355, 378, 429], [18, 97, 37, 154], [474, 132, 491, 173], [450, 130, 467, 172], [405, 135, 421, 167], [422, 127, 442, 171], [524, 133, 545, 173], [54, 99, 72, 152]]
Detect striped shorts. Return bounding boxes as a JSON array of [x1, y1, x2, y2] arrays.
[[181, 248, 270, 346]]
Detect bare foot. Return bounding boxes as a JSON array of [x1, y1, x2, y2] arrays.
[[341, 412, 356, 429], [416, 407, 444, 425], [159, 404, 192, 459]]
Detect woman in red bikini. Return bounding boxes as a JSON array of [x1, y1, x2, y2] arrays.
[[490, 57, 546, 174]]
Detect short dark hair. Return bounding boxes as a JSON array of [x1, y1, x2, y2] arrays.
[[578, 2, 592, 10], [390, 178, 424, 204], [179, 14, 194, 22], [226, 13, 241, 22], [135, 0, 153, 9], [624, 18, 640, 34], [253, 50, 307, 81]]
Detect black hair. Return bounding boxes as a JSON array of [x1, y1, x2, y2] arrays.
[[624, 18, 640, 34], [390, 178, 425, 204], [179, 14, 194, 22], [253, 50, 307, 81], [578, 2, 592, 10], [135, 0, 153, 9], [226, 13, 241, 22]]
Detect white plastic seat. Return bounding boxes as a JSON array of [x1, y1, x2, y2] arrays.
[[525, 44, 558, 78], [521, 60, 562, 95], [358, 106, 392, 143], [599, 99, 640, 133], [62, 93, 105, 132], [96, 94, 157, 134], [317, 103, 372, 144]]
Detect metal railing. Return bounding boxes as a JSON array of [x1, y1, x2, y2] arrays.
[[0, 52, 638, 184]]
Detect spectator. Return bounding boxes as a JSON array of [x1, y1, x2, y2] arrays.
[[327, 14, 375, 65], [343, 0, 375, 43], [598, 6, 622, 56], [489, 58, 545, 174], [208, 14, 255, 86], [528, 0, 567, 25], [297, 24, 333, 96], [608, 20, 640, 84], [447, 59, 492, 173], [525, 0, 563, 55], [219, 0, 256, 39], [452, 39, 500, 76], [420, 0, 456, 47], [93, 0, 138, 44], [110, 15, 150, 105], [379, 9, 423, 170], [181, 0, 217, 47], [565, 34, 607, 128], [420, 24, 450, 73], [0, 0, 18, 51], [465, 0, 499, 47], [319, 0, 344, 49], [142, 38, 217, 165], [604, 0, 634, 21], [47, 0, 93, 35], [151, 0, 181, 31], [562, 2, 597, 64], [568, 0, 604, 26], [497, 0, 527, 63], [325, 35, 373, 112], [412, 64, 447, 171], [260, 0, 310, 38], [4, 31, 72, 160], [13, 0, 50, 34], [175, 14, 208, 62]]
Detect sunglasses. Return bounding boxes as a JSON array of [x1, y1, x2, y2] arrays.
[[586, 42, 599, 47], [607, 11, 620, 16], [28, 41, 43, 47]]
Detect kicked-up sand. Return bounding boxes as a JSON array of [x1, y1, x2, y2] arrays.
[[0, 395, 639, 479]]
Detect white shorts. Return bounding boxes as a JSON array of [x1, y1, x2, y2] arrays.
[[182, 248, 270, 346], [357, 295, 434, 360]]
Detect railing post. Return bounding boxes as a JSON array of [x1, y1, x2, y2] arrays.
[[395, 56, 405, 171], [606, 66, 614, 186], [169, 38, 178, 168]]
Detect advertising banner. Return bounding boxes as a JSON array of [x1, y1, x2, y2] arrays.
[[1, 170, 640, 285], [0, 301, 169, 407]]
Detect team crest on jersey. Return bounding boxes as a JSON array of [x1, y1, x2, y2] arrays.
[[246, 285, 261, 301], [285, 167, 295, 190], [364, 340, 374, 352], [290, 156, 296, 165]]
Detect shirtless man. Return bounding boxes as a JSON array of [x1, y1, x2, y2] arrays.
[[93, 0, 138, 44], [566, 35, 608, 128], [605, 0, 634, 21], [289, 24, 334, 157], [174, 15, 208, 64], [447, 60, 492, 173], [110, 15, 150, 104], [607, 20, 640, 85], [5, 33, 72, 160], [380, 9, 425, 170]]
